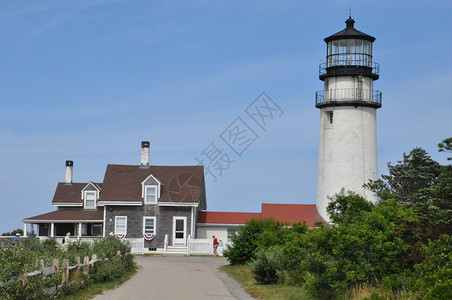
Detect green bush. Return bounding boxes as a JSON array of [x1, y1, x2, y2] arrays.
[[0, 237, 134, 299], [249, 246, 288, 284], [223, 218, 290, 265], [93, 236, 131, 259], [91, 258, 126, 282], [235, 141, 452, 299]]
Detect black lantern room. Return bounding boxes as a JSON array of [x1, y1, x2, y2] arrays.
[[320, 17, 379, 80]]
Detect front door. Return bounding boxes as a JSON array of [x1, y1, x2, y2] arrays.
[[173, 217, 187, 245]]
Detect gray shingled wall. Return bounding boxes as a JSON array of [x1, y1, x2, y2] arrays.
[[105, 205, 193, 248]]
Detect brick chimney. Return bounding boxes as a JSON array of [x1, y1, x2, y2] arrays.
[[141, 141, 150, 168], [65, 160, 73, 184]]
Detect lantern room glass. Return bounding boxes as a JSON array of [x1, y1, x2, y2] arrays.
[[327, 39, 372, 67]]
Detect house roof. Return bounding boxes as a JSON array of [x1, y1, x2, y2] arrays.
[[22, 210, 103, 223], [197, 204, 324, 227], [52, 183, 102, 205], [261, 204, 324, 226], [197, 211, 261, 225], [100, 164, 205, 204]]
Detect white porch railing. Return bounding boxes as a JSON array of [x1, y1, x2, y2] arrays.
[[187, 236, 210, 255], [35, 235, 229, 256], [126, 238, 144, 254], [187, 236, 230, 256], [38, 236, 144, 254], [164, 234, 168, 253]]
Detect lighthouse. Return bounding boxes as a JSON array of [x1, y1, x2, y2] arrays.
[[315, 17, 382, 223]]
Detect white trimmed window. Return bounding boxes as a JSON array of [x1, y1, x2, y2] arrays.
[[227, 228, 236, 242], [143, 217, 156, 235], [84, 191, 96, 209], [75, 223, 87, 236], [115, 216, 127, 235], [144, 186, 157, 204], [92, 223, 103, 235]]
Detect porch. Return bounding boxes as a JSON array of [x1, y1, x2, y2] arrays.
[[22, 210, 104, 238]]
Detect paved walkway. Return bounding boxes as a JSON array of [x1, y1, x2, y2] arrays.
[[92, 256, 254, 300]]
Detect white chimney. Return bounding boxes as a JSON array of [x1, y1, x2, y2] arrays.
[[65, 160, 73, 184], [141, 141, 150, 167]]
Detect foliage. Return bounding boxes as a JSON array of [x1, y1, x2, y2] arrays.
[[438, 137, 452, 160], [249, 246, 288, 284], [223, 218, 287, 265], [221, 264, 314, 300], [1, 228, 24, 236], [91, 258, 129, 282], [93, 236, 131, 259], [0, 237, 134, 299], [303, 199, 419, 297], [326, 189, 374, 224], [224, 139, 452, 299], [365, 145, 452, 241], [365, 147, 441, 204]]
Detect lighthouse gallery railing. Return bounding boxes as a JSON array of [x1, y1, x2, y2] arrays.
[[315, 88, 382, 107]]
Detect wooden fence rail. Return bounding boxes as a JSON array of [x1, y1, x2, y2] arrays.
[[0, 250, 130, 291]]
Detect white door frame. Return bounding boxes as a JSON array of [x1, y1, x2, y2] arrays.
[[172, 217, 187, 246]]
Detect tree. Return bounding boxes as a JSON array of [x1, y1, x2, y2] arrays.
[[326, 189, 374, 224], [1, 228, 23, 236], [304, 199, 419, 297], [223, 218, 287, 265], [364, 147, 441, 205], [364, 142, 451, 240], [438, 137, 452, 160]]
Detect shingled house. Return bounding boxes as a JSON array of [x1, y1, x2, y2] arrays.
[[23, 141, 324, 254], [23, 142, 206, 253]]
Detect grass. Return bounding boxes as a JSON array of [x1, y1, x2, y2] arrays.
[[220, 264, 314, 300], [221, 264, 415, 300], [57, 265, 137, 300]]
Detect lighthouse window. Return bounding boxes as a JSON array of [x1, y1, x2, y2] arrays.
[[327, 39, 372, 68], [329, 112, 333, 124]]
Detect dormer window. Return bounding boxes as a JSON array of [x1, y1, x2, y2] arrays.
[[141, 174, 162, 205], [144, 186, 157, 204], [84, 191, 96, 209], [81, 182, 100, 210]]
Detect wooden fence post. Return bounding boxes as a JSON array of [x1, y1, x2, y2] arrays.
[[22, 272, 27, 285], [62, 259, 69, 284], [83, 256, 89, 275], [52, 258, 59, 271], [75, 257, 80, 280]]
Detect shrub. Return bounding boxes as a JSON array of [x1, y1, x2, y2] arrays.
[[91, 258, 126, 282], [0, 237, 134, 299], [249, 246, 287, 284], [303, 200, 418, 297], [224, 218, 287, 265], [93, 236, 131, 259]]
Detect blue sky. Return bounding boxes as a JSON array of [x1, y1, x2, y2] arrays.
[[1, 0, 451, 233]]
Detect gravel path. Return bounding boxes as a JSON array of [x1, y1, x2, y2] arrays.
[[92, 256, 254, 300]]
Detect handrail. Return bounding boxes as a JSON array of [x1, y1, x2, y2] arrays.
[[164, 234, 168, 254], [319, 61, 380, 77], [315, 89, 382, 107]]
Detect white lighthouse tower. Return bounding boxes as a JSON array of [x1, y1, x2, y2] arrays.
[[316, 17, 382, 222]]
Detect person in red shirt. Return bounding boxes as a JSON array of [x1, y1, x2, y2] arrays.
[[212, 235, 219, 256]]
